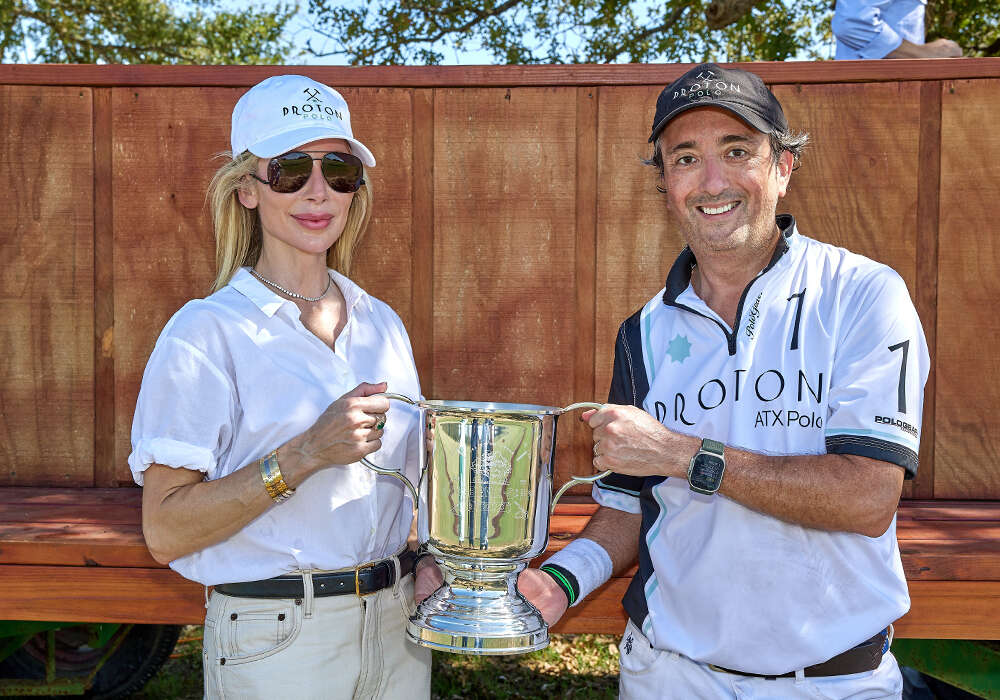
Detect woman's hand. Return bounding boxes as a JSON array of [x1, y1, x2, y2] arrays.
[[414, 556, 444, 604], [286, 382, 390, 473]]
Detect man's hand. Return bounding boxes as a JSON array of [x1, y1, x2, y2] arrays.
[[584, 404, 698, 479], [886, 38, 962, 58], [413, 557, 444, 604], [517, 568, 569, 626]]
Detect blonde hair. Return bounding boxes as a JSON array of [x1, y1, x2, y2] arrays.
[[207, 150, 374, 293]]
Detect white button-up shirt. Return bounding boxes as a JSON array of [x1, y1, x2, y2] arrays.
[[832, 0, 927, 59], [128, 268, 422, 586]]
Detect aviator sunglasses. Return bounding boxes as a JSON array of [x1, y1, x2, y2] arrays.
[[250, 151, 366, 194]]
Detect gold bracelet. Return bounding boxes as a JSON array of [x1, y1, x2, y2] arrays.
[[258, 449, 295, 503]]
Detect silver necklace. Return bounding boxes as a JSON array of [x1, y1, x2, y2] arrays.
[[249, 267, 332, 302]]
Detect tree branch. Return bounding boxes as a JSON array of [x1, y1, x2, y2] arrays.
[[18, 7, 189, 61], [705, 0, 767, 30], [309, 0, 530, 59], [982, 34, 1000, 57], [603, 4, 688, 62]]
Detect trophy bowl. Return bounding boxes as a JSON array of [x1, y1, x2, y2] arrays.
[[361, 396, 607, 655]]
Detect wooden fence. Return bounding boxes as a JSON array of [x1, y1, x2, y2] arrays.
[[2, 59, 999, 500]]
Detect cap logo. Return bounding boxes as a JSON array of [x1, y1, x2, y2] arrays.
[[674, 79, 741, 102], [695, 70, 717, 81], [279, 86, 345, 122]]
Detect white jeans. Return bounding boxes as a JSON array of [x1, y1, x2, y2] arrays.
[[202, 572, 431, 700], [618, 619, 903, 700]]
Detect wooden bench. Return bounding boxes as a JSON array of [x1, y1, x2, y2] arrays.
[[1, 487, 997, 640]]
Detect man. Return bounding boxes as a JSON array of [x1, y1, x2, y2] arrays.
[[832, 0, 962, 59], [518, 64, 929, 698]]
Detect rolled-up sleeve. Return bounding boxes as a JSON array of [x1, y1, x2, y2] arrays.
[[128, 336, 236, 485], [832, 0, 922, 59]]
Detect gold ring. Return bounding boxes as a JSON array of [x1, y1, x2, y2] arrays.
[[375, 419, 385, 431], [593, 442, 600, 457]]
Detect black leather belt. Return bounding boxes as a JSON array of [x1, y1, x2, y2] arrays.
[[709, 628, 889, 679], [214, 549, 418, 599]]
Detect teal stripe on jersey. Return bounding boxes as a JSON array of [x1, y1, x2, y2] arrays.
[[641, 302, 656, 385], [640, 485, 669, 643], [646, 484, 669, 544], [825, 427, 918, 452]]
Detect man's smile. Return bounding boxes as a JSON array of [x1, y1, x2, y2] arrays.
[[697, 201, 740, 217]]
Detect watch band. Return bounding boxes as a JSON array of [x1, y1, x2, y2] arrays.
[[701, 438, 725, 455], [259, 449, 296, 503]]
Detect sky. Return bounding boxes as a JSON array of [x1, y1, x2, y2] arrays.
[[12, 0, 832, 64], [275, 0, 834, 65], [281, 2, 542, 66]]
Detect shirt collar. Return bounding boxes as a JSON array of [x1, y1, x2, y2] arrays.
[[230, 267, 286, 317], [229, 267, 373, 317], [329, 269, 374, 315], [662, 214, 796, 305]]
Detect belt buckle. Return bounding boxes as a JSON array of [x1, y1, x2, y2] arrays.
[[354, 561, 378, 597]]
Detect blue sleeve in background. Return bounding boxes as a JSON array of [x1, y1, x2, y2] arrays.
[[832, 0, 926, 60]]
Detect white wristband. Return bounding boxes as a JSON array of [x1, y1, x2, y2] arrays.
[[541, 537, 613, 607]]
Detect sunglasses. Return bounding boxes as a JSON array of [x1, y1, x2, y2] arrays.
[[250, 151, 365, 194]]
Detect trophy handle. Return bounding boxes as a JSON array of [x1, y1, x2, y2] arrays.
[[359, 392, 421, 503], [551, 402, 612, 512]]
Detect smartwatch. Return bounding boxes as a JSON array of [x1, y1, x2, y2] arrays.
[[688, 438, 726, 495]]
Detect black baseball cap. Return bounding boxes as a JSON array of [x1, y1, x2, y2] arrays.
[[649, 63, 788, 143]]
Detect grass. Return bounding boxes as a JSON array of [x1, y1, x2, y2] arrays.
[[136, 627, 620, 699]]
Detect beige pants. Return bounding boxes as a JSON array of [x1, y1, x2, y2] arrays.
[[202, 572, 431, 700]]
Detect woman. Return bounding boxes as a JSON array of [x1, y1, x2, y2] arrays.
[[129, 74, 436, 699]]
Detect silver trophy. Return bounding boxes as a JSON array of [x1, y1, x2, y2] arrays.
[[360, 395, 609, 655]]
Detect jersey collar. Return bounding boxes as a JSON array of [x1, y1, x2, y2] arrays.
[[662, 214, 796, 306]]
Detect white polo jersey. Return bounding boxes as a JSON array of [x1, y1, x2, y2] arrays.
[[128, 267, 422, 586], [594, 215, 929, 675]]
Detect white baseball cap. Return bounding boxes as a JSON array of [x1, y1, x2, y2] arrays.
[[230, 74, 376, 167]]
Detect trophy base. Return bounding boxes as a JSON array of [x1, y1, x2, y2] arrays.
[[406, 559, 549, 655]]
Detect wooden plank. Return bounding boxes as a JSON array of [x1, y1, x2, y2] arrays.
[[594, 85, 682, 402], [896, 522, 1000, 540], [1, 567, 996, 637], [0, 486, 140, 506], [431, 87, 579, 408], [0, 523, 158, 568], [897, 501, 1000, 521], [776, 82, 919, 288], [0, 565, 205, 624], [901, 540, 1000, 581], [908, 81, 942, 500], [894, 581, 1000, 639], [93, 87, 117, 487], [343, 88, 416, 330], [563, 85, 600, 489], [935, 78, 1000, 499], [111, 86, 240, 484], [0, 86, 95, 487], [0, 502, 141, 525], [410, 88, 435, 394], [2, 59, 999, 89]]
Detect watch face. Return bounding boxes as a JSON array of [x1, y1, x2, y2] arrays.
[[690, 453, 725, 491]]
